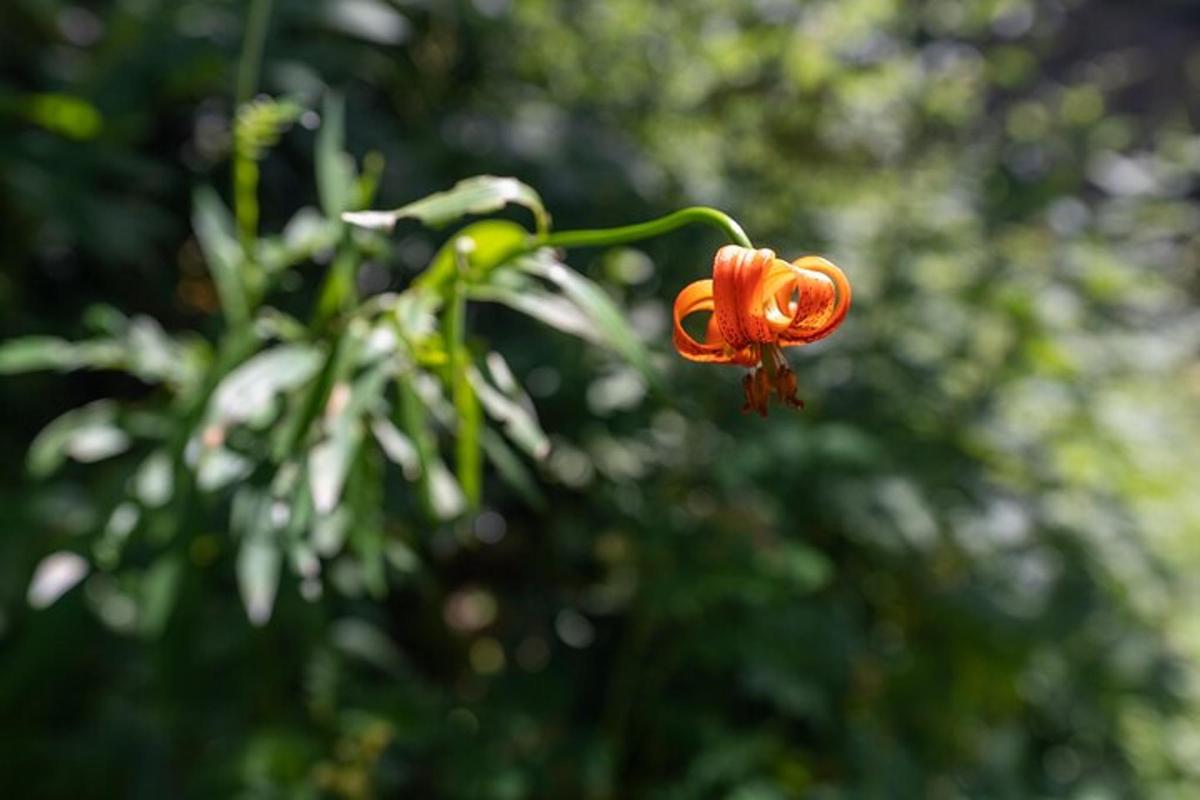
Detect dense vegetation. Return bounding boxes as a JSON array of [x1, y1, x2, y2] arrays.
[[2, 0, 1199, 797]]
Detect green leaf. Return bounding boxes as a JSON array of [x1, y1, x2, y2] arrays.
[[28, 400, 129, 477], [195, 446, 254, 492], [521, 253, 659, 389], [395, 376, 465, 520], [369, 415, 421, 480], [139, 555, 183, 638], [0, 336, 82, 373], [343, 175, 549, 235], [469, 364, 550, 460], [467, 283, 597, 341], [232, 487, 281, 627], [27, 551, 89, 609], [308, 364, 390, 515], [316, 92, 355, 219], [211, 344, 325, 427], [413, 220, 531, 295], [0, 336, 127, 375], [134, 450, 174, 508], [193, 186, 249, 325], [481, 429, 546, 511]]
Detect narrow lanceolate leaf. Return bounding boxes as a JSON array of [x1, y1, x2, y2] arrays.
[[467, 284, 598, 342], [193, 186, 249, 325], [521, 253, 659, 387], [308, 364, 391, 515], [211, 344, 324, 427], [0, 336, 123, 374], [468, 365, 550, 460], [28, 400, 130, 478], [27, 551, 89, 609], [395, 375, 465, 521], [343, 175, 549, 235], [370, 415, 421, 480], [316, 92, 355, 219], [481, 429, 546, 511], [232, 487, 282, 627]]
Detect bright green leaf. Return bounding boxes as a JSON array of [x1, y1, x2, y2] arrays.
[[343, 175, 549, 235]]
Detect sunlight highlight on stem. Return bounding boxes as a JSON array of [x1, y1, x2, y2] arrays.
[[533, 206, 752, 251]]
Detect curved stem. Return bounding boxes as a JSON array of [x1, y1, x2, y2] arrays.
[[533, 206, 752, 251]]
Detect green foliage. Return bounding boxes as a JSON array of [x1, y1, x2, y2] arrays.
[[2, 0, 1199, 798]]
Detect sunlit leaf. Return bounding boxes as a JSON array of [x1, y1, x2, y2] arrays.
[[522, 253, 658, 387], [28, 400, 129, 477], [324, 0, 411, 46], [134, 450, 174, 508], [232, 488, 281, 627], [212, 344, 325, 427], [343, 176, 548, 235], [27, 551, 89, 609], [413, 220, 530, 294], [428, 459, 467, 520], [309, 364, 391, 514], [238, 538, 280, 627], [195, 446, 254, 492], [469, 365, 550, 460], [370, 415, 421, 480]]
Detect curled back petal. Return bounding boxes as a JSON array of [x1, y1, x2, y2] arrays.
[[777, 256, 852, 346], [673, 279, 734, 363]]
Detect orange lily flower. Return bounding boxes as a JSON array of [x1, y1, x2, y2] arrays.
[[673, 245, 851, 416]]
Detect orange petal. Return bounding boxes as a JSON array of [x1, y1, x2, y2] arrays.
[[776, 256, 851, 346], [672, 279, 734, 363], [712, 245, 778, 349]]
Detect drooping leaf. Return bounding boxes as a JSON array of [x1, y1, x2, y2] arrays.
[[469, 365, 550, 460], [343, 176, 549, 235], [232, 487, 281, 627], [467, 284, 598, 341], [28, 400, 130, 478], [370, 415, 421, 480], [481, 429, 546, 511], [521, 253, 659, 388]]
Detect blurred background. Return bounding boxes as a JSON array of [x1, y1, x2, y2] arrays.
[[2, 0, 1200, 797]]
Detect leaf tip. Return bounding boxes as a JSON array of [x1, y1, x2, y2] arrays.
[[341, 210, 397, 231]]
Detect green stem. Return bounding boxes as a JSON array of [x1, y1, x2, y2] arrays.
[[235, 0, 273, 107], [447, 240, 482, 508], [233, 0, 273, 256], [533, 206, 752, 251]]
